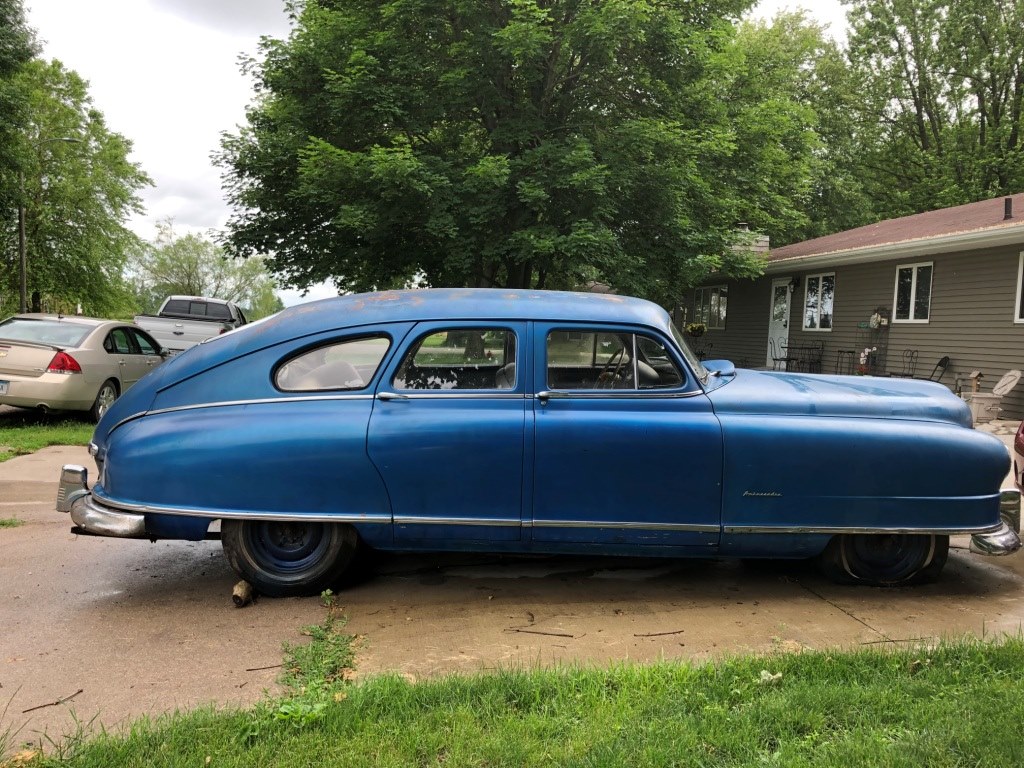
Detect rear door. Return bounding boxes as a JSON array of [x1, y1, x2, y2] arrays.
[[104, 327, 144, 389], [128, 328, 165, 385], [367, 322, 528, 543]]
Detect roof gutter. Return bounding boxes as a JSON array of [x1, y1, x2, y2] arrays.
[[764, 221, 1024, 273]]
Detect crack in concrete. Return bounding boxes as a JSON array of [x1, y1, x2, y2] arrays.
[[798, 581, 893, 643]]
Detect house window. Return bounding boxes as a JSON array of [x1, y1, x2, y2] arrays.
[[803, 273, 835, 331], [893, 262, 933, 322], [694, 286, 727, 330], [1015, 253, 1024, 323]]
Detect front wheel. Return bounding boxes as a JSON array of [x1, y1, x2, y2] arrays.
[[817, 533, 949, 586], [221, 519, 360, 597]]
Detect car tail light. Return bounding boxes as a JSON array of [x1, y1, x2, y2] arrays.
[[47, 351, 83, 374]]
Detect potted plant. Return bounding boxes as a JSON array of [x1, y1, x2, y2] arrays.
[[685, 321, 707, 338]]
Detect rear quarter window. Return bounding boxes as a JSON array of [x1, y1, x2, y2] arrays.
[[275, 336, 391, 391]]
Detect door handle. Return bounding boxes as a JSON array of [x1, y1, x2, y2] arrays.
[[377, 391, 409, 402], [537, 390, 563, 405]]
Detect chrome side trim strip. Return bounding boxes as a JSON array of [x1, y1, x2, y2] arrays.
[[723, 523, 1004, 535], [385, 393, 527, 400], [529, 390, 703, 400], [146, 393, 376, 418], [532, 519, 720, 533], [394, 516, 521, 527], [90, 489, 391, 525]]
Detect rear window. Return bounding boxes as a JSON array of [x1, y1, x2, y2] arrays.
[[162, 299, 232, 320], [0, 318, 92, 347]]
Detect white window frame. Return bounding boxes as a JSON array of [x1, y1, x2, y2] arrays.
[[1015, 253, 1024, 323], [892, 261, 933, 323], [694, 285, 727, 330], [802, 272, 835, 332]]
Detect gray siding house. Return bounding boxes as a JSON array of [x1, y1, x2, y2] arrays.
[[686, 193, 1024, 419]]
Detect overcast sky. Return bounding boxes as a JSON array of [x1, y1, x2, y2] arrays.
[[24, 0, 847, 306]]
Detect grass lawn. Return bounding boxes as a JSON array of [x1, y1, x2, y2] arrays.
[[12, 609, 1024, 768], [0, 410, 93, 462]]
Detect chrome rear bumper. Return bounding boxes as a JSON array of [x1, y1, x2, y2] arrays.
[[56, 464, 147, 538]]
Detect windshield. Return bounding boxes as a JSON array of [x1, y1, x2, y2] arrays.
[[670, 323, 709, 382], [0, 317, 92, 347]]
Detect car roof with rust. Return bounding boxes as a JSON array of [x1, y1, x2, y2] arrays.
[[245, 289, 672, 342]]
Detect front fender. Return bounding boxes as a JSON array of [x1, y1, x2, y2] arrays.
[[720, 415, 1008, 535]]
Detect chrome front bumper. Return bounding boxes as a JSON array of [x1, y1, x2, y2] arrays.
[[56, 464, 147, 538], [969, 489, 1023, 556]]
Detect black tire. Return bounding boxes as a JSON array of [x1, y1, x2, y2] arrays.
[[817, 533, 949, 586], [90, 379, 119, 423], [221, 519, 360, 597]]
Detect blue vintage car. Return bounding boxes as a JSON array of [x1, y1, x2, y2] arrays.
[[57, 289, 1020, 595]]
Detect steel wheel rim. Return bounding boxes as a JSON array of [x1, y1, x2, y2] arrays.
[[244, 521, 330, 578], [846, 534, 933, 582]]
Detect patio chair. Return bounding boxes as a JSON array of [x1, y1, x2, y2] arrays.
[[888, 349, 919, 378], [769, 338, 790, 370], [916, 355, 949, 382]]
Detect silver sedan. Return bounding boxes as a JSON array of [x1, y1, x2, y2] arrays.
[[0, 314, 167, 421]]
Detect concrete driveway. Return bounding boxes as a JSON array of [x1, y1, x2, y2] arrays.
[[2, 423, 1023, 750]]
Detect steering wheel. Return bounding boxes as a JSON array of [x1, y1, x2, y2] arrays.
[[597, 347, 628, 388]]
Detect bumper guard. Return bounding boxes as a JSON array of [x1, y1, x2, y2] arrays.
[[56, 464, 147, 538], [969, 489, 1023, 556]]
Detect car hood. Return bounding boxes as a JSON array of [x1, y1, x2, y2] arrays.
[[706, 369, 973, 428]]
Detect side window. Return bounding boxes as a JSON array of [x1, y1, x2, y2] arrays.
[[276, 336, 391, 392], [107, 328, 134, 354], [893, 262, 933, 322], [546, 330, 683, 391], [394, 328, 515, 390], [132, 329, 159, 356]]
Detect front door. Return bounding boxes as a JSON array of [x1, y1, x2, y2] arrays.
[[767, 278, 792, 368], [530, 324, 722, 550]]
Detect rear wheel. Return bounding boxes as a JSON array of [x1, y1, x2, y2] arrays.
[[90, 379, 119, 422], [221, 519, 360, 597], [818, 533, 949, 586]]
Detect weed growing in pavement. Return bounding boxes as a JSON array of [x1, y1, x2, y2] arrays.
[[0, 518, 24, 528]]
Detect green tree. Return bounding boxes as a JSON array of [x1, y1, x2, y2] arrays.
[[0, 0, 38, 297], [841, 0, 1024, 218], [219, 0, 823, 305], [133, 221, 284, 320], [4, 59, 151, 316]]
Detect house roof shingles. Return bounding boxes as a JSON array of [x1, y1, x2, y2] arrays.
[[769, 193, 1024, 262]]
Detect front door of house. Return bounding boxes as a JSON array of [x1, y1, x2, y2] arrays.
[[766, 278, 792, 368]]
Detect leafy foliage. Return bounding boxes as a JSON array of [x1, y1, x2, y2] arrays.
[[2, 59, 150, 317], [131, 221, 284, 320], [219, 0, 826, 305], [842, 0, 1024, 219]]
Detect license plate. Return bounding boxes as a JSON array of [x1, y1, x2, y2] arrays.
[[0, 381, 7, 395]]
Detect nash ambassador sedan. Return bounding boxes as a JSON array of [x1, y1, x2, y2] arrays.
[[57, 290, 1020, 596]]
